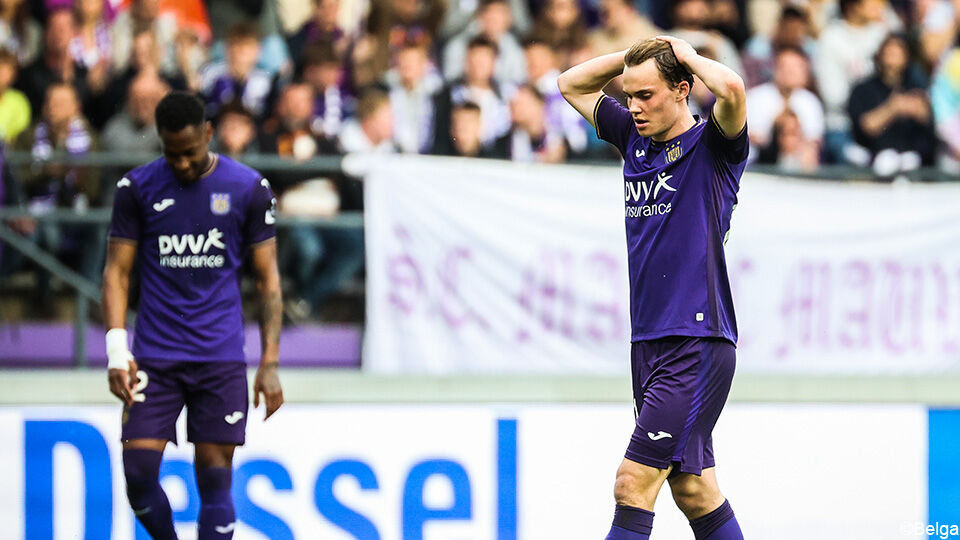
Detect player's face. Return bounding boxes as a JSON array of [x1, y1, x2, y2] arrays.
[[160, 123, 213, 183], [622, 59, 688, 140]]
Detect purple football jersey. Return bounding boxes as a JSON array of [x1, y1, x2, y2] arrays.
[[594, 95, 748, 344], [109, 155, 277, 361]]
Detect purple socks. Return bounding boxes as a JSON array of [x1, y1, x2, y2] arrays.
[[690, 500, 743, 540], [605, 505, 654, 539], [123, 449, 177, 540], [196, 466, 236, 538]]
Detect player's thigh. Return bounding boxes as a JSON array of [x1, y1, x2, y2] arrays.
[[667, 467, 726, 519], [121, 360, 186, 444], [613, 457, 672, 510], [182, 361, 249, 446]]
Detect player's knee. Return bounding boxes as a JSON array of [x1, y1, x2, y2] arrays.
[[122, 448, 162, 504], [670, 479, 722, 517], [613, 465, 653, 507]]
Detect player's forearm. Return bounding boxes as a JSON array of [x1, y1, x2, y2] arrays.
[[680, 53, 745, 106], [558, 50, 626, 97], [256, 279, 282, 364], [101, 267, 130, 330]]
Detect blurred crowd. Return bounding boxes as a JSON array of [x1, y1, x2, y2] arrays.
[[1, 0, 960, 320]]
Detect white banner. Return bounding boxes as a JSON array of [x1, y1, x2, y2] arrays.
[[0, 404, 929, 539], [364, 156, 960, 373]]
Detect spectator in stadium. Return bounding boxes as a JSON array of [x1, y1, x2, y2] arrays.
[[918, 0, 960, 70], [587, 0, 660, 56], [502, 83, 565, 162], [287, 0, 354, 64], [16, 8, 92, 119], [199, 22, 276, 119], [443, 0, 526, 85], [709, 0, 750, 49], [438, 0, 530, 42], [339, 89, 396, 153], [433, 36, 513, 151], [211, 101, 260, 156], [356, 0, 444, 89], [70, 0, 112, 87], [742, 5, 819, 88], [747, 46, 824, 158], [523, 38, 588, 156], [0, 0, 41, 66], [756, 109, 821, 172], [432, 101, 507, 158], [667, 0, 744, 76], [260, 82, 329, 160], [100, 72, 167, 153], [110, 0, 180, 77], [848, 33, 937, 174], [0, 48, 31, 144], [386, 40, 441, 153], [931, 45, 960, 174], [300, 44, 352, 150], [815, 0, 900, 164], [528, 0, 589, 69]]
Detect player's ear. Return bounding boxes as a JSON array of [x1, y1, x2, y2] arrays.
[[203, 121, 213, 143], [675, 80, 690, 102]]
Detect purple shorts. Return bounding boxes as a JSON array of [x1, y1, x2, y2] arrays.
[[626, 336, 735, 476], [121, 359, 248, 446]]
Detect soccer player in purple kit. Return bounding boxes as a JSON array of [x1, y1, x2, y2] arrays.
[[559, 37, 748, 539], [101, 91, 284, 539]]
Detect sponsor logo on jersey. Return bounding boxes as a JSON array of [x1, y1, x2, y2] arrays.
[[211, 193, 230, 215], [158, 227, 227, 268], [624, 171, 676, 219]]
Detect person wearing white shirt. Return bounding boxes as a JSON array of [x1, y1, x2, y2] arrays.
[[747, 46, 824, 154]]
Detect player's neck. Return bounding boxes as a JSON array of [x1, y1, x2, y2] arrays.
[[198, 152, 218, 180], [652, 111, 697, 143]]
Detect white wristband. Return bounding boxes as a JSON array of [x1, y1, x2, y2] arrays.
[[106, 328, 134, 370]]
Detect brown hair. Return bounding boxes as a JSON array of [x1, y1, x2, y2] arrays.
[[624, 39, 694, 95], [356, 89, 390, 121]]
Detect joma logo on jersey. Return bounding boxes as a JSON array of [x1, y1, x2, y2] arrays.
[[158, 228, 227, 268]]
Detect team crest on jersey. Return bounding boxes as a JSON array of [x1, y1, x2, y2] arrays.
[[665, 141, 683, 163], [210, 193, 230, 215]]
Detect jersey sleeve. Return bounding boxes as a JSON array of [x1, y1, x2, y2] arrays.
[[245, 177, 277, 246], [108, 176, 141, 242], [704, 111, 749, 163], [593, 94, 635, 157]]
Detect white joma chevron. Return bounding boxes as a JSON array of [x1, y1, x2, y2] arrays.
[[214, 523, 236, 534], [153, 199, 175, 212], [224, 411, 244, 425], [647, 430, 673, 441]]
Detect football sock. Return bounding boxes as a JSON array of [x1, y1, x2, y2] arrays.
[[123, 449, 177, 540], [690, 499, 743, 540], [196, 466, 235, 538], [605, 504, 654, 539]]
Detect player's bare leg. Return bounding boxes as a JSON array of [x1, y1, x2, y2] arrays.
[[122, 438, 177, 540], [605, 459, 670, 539], [194, 442, 238, 539], [668, 468, 743, 539]]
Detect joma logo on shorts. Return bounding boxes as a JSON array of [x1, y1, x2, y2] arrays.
[[647, 430, 673, 441]]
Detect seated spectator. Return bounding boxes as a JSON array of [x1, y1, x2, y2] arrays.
[[528, 0, 589, 69], [199, 22, 276, 119], [300, 44, 353, 149], [587, 0, 659, 56], [757, 109, 820, 172], [432, 101, 508, 158], [356, 0, 444, 89], [15, 8, 92, 120], [339, 89, 396, 153], [815, 0, 900, 163], [110, 0, 180, 77], [523, 39, 587, 155], [70, 0, 111, 93], [742, 5, 819, 88], [709, 0, 750, 49], [931, 47, 960, 174], [100, 72, 168, 153], [443, 0, 526, 85], [287, 0, 353, 63], [0, 48, 30, 143], [260, 82, 329, 160], [386, 40, 441, 153], [0, 0, 41, 66], [502, 84, 565, 162], [212, 101, 260, 156], [668, 0, 744, 76], [747, 46, 824, 155], [848, 33, 937, 174], [433, 36, 512, 150], [438, 0, 530, 41]]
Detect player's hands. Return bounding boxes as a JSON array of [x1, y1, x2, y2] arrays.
[[108, 358, 139, 407], [253, 362, 284, 420], [656, 35, 697, 66]]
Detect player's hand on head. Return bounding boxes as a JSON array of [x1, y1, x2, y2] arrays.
[[254, 362, 283, 420], [655, 35, 696, 65]]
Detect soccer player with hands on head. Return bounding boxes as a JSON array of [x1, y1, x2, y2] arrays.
[[559, 35, 748, 540], [103, 91, 284, 539]]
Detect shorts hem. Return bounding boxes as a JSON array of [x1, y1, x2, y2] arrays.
[[623, 451, 672, 471]]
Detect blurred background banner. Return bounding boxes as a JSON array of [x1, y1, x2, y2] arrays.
[[365, 157, 960, 374]]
